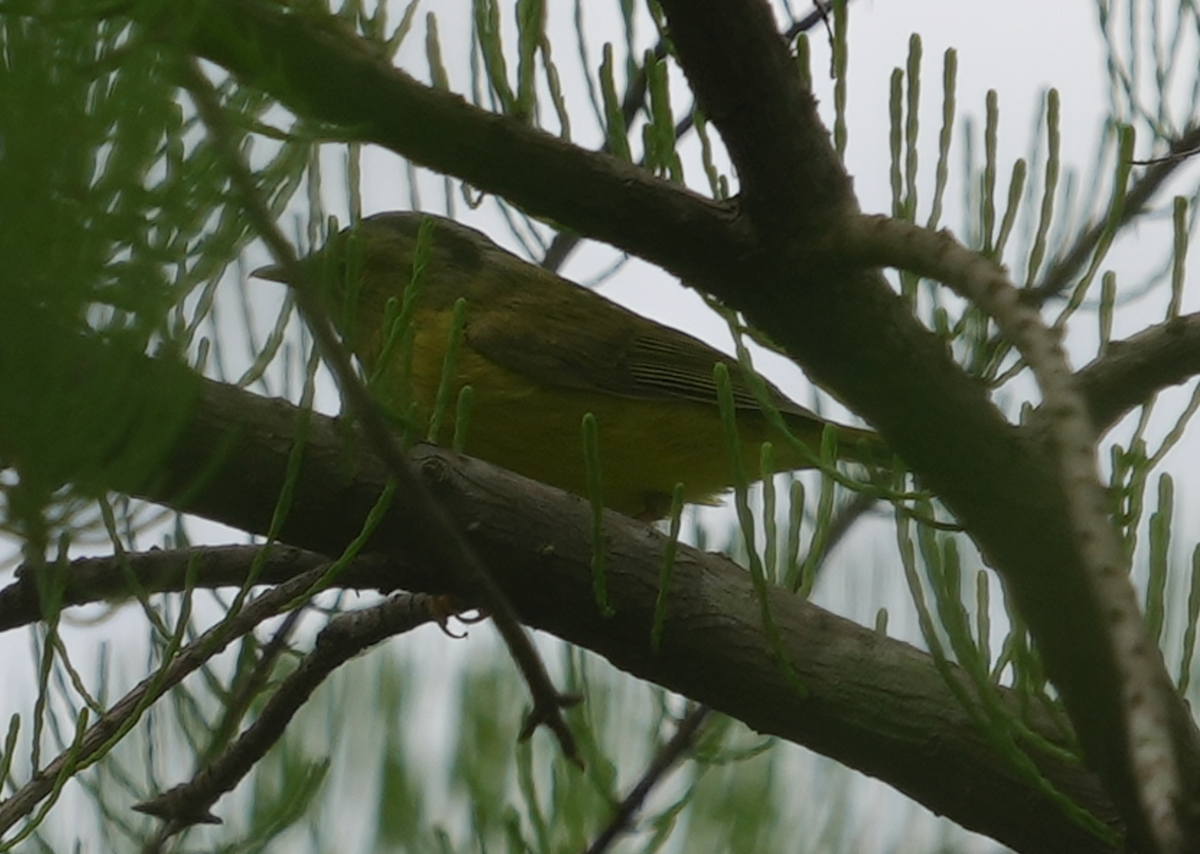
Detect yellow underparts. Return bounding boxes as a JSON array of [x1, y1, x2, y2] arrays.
[[377, 320, 823, 520]]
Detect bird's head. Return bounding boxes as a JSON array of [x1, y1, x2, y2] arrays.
[[252, 211, 496, 354]]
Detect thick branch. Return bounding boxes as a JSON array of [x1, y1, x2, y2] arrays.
[[654, 4, 1200, 848], [14, 303, 1200, 633], [169, 0, 746, 281], [654, 0, 855, 233], [0, 347, 1120, 853], [832, 214, 1200, 851], [1076, 313, 1200, 434]]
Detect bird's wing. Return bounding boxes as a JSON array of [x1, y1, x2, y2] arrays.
[[464, 282, 828, 424]]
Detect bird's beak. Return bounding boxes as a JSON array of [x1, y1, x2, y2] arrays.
[[251, 263, 288, 283]]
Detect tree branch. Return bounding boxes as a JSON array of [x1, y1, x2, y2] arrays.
[[134, 592, 440, 837], [1034, 125, 1200, 300], [0, 562, 328, 838], [584, 704, 712, 854], [0, 345, 1121, 853], [1076, 313, 1200, 435], [651, 4, 1200, 849], [835, 213, 1199, 852], [0, 544, 395, 633], [166, 0, 745, 281]]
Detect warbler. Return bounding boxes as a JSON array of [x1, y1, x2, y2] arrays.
[[255, 212, 884, 519]]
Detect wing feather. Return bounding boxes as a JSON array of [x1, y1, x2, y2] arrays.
[[465, 278, 826, 424]]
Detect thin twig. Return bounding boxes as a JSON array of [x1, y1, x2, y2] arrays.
[[201, 606, 307, 767], [134, 592, 440, 844], [583, 704, 711, 854], [799, 489, 879, 583], [1033, 124, 1200, 300], [0, 545, 393, 634], [0, 566, 328, 837]]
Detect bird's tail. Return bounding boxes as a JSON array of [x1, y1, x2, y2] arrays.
[[776, 413, 893, 472]]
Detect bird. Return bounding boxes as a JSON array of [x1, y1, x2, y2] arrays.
[[254, 211, 884, 519]]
